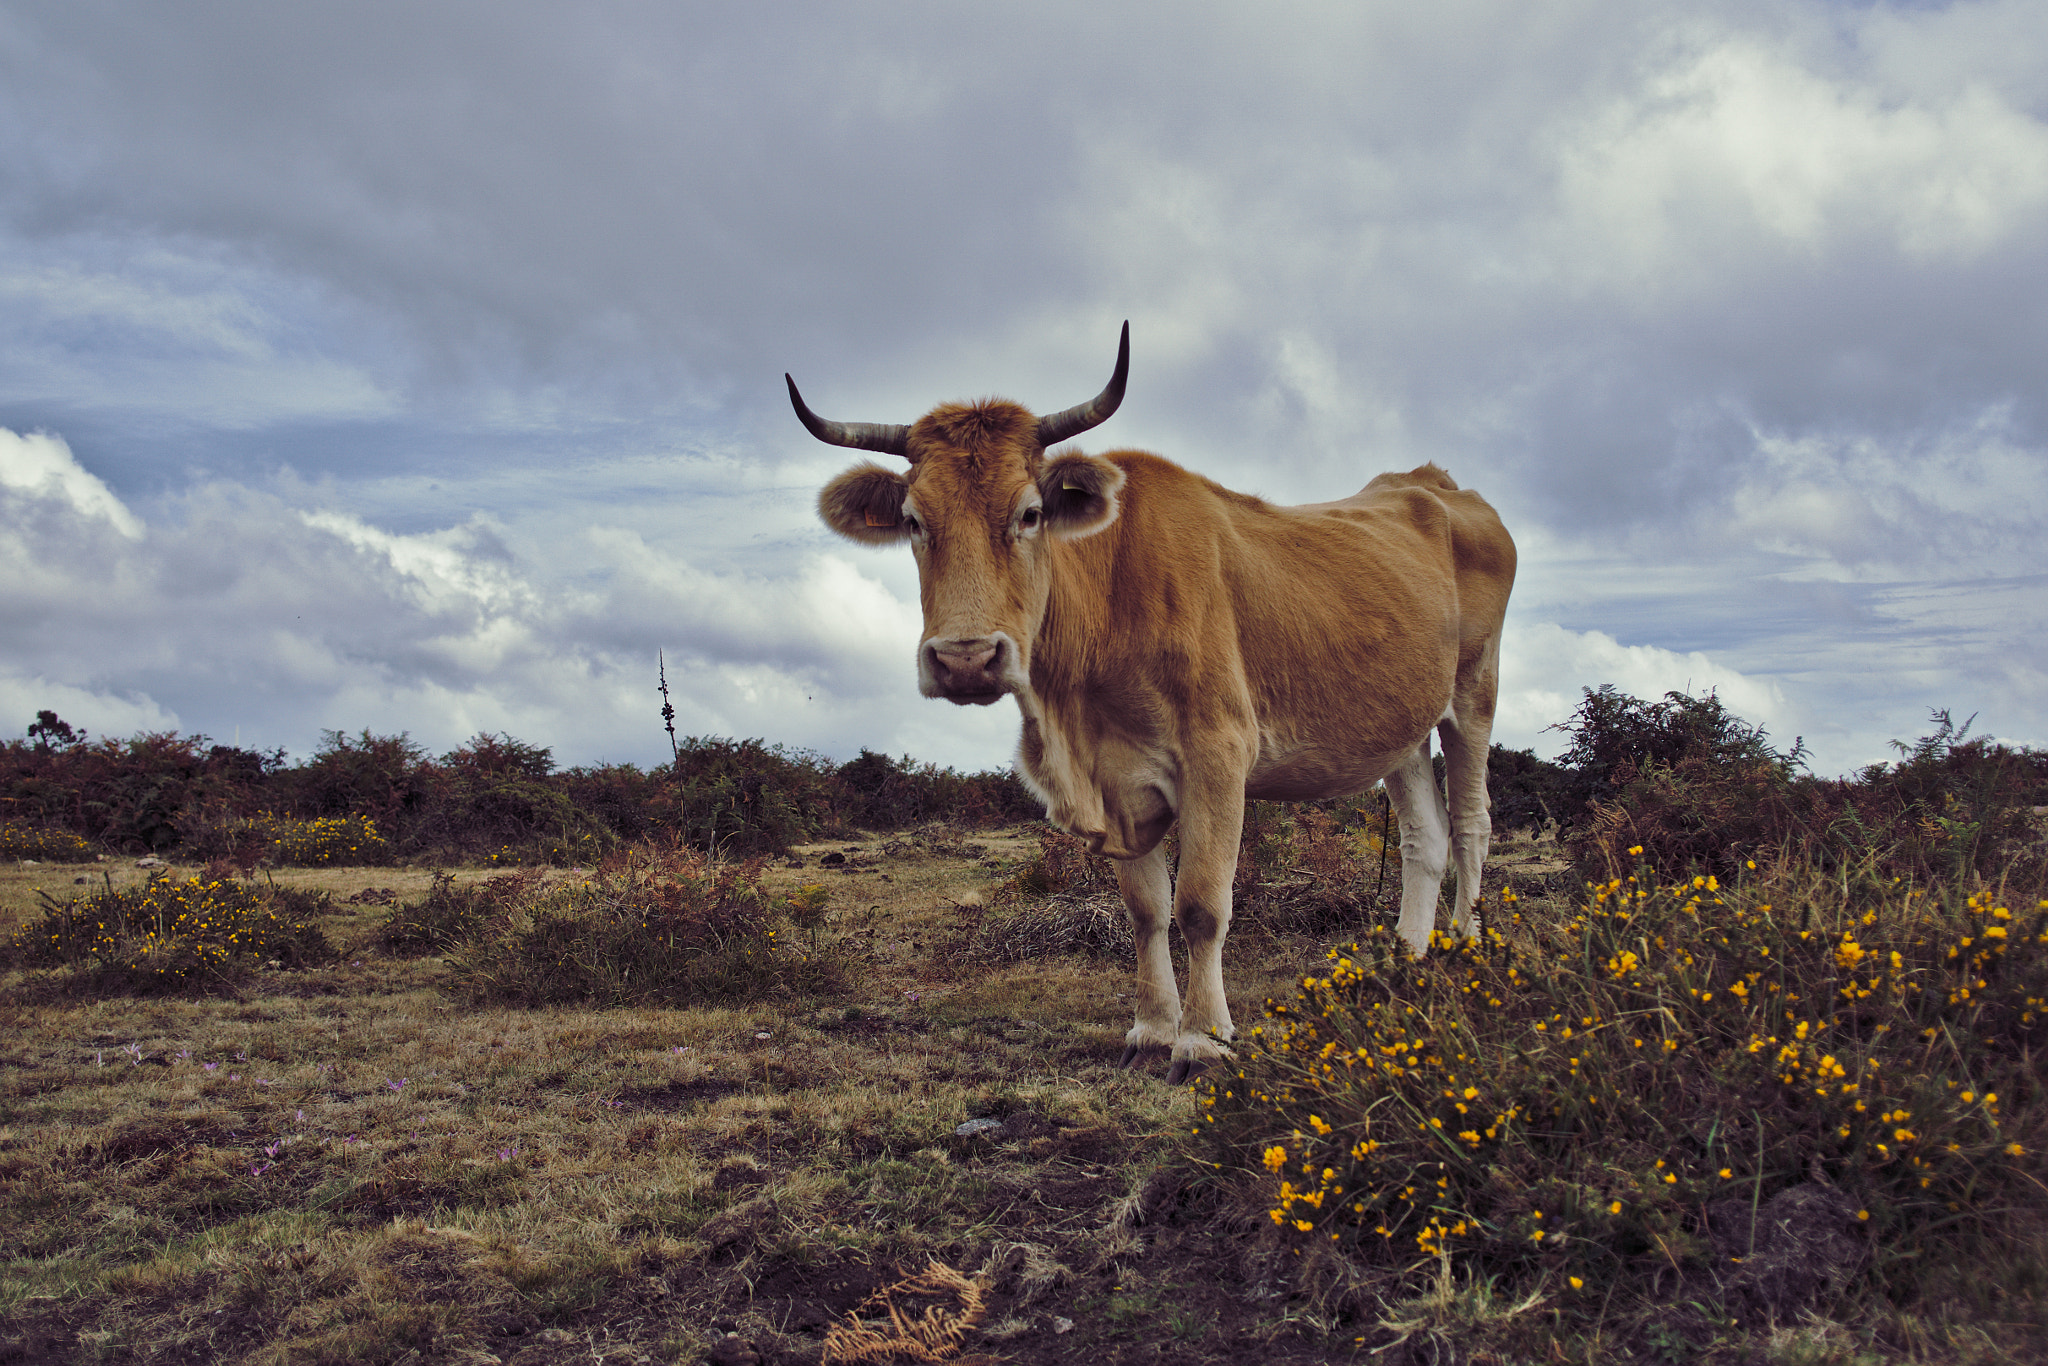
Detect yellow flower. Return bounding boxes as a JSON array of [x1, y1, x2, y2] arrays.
[[1262, 1146, 1287, 1174]]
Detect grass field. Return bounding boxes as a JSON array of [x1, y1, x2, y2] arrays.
[[2, 826, 2041, 1365]]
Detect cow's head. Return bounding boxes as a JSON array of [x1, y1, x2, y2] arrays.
[[798, 325, 1130, 705]]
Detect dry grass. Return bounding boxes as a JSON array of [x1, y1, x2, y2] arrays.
[[0, 829, 1357, 1365], [9, 827, 2019, 1364]]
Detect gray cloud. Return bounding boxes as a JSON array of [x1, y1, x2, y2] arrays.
[[0, 0, 2043, 775]]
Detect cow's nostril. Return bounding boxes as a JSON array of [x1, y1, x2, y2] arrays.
[[934, 641, 998, 676]]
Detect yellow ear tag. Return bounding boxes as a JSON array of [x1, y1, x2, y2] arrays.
[[865, 510, 898, 528], [1061, 483, 1084, 492]]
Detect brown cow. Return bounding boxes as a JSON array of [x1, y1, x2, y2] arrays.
[[795, 325, 1515, 1082]]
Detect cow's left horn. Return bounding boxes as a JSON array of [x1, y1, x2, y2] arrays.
[[785, 375, 912, 457], [1036, 321, 1129, 448]]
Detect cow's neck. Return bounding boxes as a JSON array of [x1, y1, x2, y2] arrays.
[[1010, 528, 1170, 858]]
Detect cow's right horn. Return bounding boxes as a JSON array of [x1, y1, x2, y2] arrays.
[[785, 375, 911, 457], [1036, 321, 1129, 448]]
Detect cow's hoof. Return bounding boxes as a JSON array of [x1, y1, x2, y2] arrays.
[[1118, 1042, 1167, 1070], [1165, 1057, 1208, 1086]]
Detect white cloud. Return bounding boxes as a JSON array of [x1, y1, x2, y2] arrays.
[[1497, 620, 1794, 759], [1729, 418, 2048, 579], [0, 672, 178, 743], [0, 428, 142, 537], [1550, 34, 2048, 290]]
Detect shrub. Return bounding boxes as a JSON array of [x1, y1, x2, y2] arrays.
[[1197, 856, 2048, 1327], [556, 763, 669, 844], [6, 873, 335, 991], [443, 847, 842, 1006], [1012, 827, 1117, 896], [834, 748, 1041, 829], [0, 822, 96, 862], [1567, 709, 2048, 888], [662, 737, 839, 854], [379, 870, 543, 954], [1485, 744, 1572, 833], [1551, 686, 1803, 826], [279, 729, 435, 838]]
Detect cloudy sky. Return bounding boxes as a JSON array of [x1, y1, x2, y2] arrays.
[[1, 0, 2043, 778]]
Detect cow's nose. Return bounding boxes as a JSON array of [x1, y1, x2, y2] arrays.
[[932, 640, 998, 676]]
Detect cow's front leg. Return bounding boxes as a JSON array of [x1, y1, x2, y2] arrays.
[[1115, 843, 1179, 1069], [1167, 784, 1246, 1085]]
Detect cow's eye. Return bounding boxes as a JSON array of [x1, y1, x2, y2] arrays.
[[902, 513, 921, 536], [1019, 507, 1041, 530]]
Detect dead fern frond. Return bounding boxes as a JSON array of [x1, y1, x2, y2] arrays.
[[820, 1257, 989, 1364]]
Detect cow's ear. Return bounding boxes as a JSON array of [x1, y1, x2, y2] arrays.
[[819, 462, 912, 545], [1038, 453, 1125, 540]]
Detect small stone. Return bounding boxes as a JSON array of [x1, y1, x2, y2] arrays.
[[705, 1333, 761, 1366], [955, 1117, 1005, 1138], [1052, 1316, 1075, 1334]]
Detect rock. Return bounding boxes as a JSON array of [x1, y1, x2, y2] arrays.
[[705, 1332, 761, 1366], [955, 1117, 1005, 1138], [135, 856, 167, 869]]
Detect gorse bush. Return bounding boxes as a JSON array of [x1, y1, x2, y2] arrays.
[[6, 873, 335, 991], [443, 846, 843, 1006], [172, 811, 391, 866], [265, 813, 389, 866], [1198, 857, 2048, 1325], [0, 821, 96, 862]]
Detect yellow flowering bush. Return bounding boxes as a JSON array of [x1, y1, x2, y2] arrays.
[[0, 822, 97, 862], [262, 812, 388, 866], [1197, 861, 2048, 1297], [7, 873, 334, 990]]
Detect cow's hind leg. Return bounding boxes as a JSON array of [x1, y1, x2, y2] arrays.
[[1439, 636, 1501, 940], [1115, 843, 1180, 1069], [1382, 737, 1451, 956]]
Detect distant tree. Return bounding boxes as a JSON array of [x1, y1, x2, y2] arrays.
[[27, 709, 82, 751]]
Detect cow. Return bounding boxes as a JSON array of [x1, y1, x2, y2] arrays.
[[793, 324, 1515, 1082]]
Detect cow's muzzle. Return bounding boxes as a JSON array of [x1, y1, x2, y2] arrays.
[[921, 636, 1014, 705]]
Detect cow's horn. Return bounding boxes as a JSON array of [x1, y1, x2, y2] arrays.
[[1036, 321, 1129, 448], [785, 375, 912, 458]]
